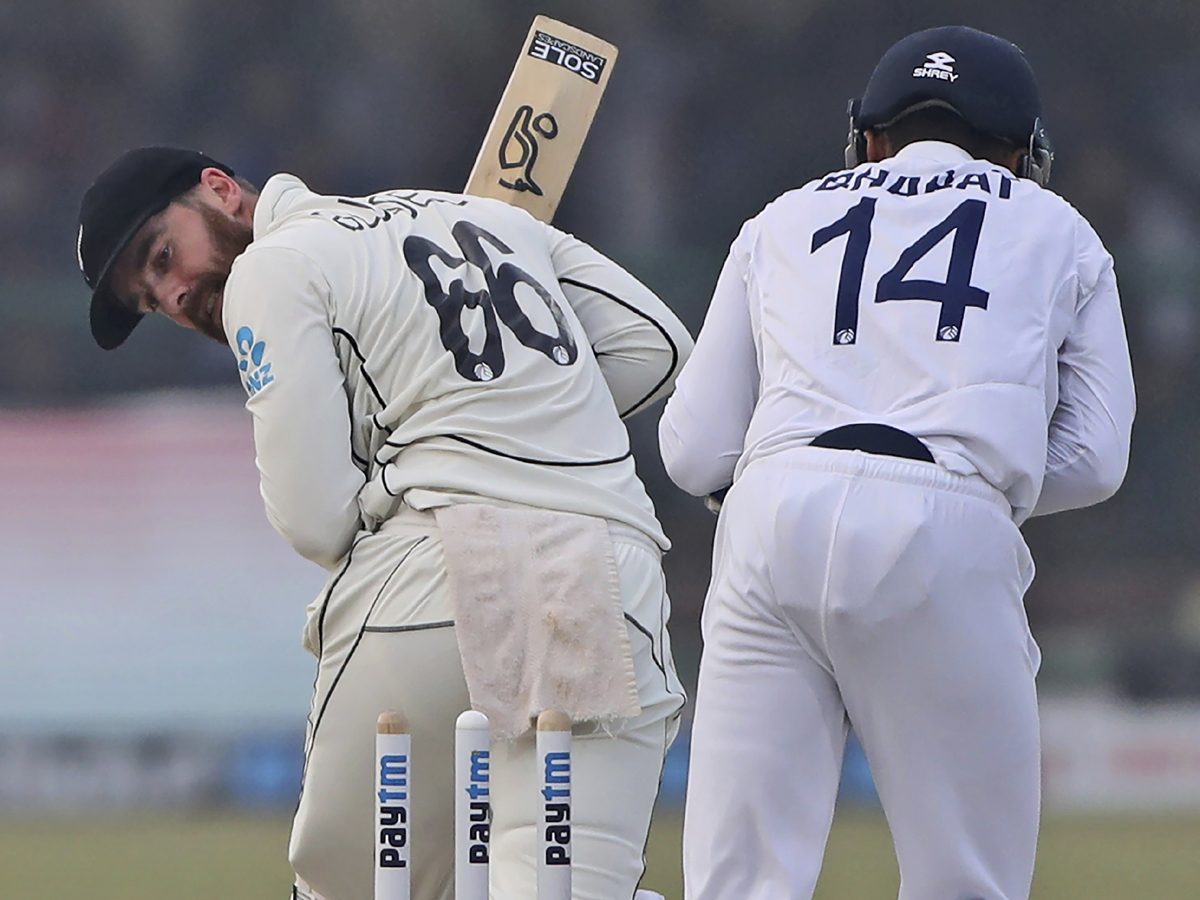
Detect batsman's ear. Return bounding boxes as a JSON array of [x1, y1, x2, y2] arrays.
[[198, 166, 245, 212], [844, 98, 867, 169]]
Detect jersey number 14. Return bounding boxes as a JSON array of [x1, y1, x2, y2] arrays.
[[811, 197, 989, 345]]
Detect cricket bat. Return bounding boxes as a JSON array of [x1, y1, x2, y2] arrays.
[[464, 16, 618, 223]]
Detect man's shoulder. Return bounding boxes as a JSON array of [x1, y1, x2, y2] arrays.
[[256, 177, 550, 255], [746, 167, 865, 226], [750, 162, 1094, 233], [258, 177, 458, 234], [1028, 186, 1101, 238], [727, 173, 841, 253]]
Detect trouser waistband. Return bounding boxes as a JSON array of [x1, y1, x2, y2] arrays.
[[810, 423, 934, 463]]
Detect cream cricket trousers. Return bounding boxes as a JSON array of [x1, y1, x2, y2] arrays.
[[683, 448, 1041, 900], [290, 507, 685, 900]]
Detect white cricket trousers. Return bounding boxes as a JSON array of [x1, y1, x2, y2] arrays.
[[683, 448, 1041, 900], [289, 507, 684, 900]]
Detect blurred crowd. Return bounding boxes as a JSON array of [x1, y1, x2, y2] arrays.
[[2, 0, 1200, 695]]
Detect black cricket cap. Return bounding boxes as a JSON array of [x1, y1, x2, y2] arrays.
[[78, 147, 234, 350], [856, 26, 1041, 147]]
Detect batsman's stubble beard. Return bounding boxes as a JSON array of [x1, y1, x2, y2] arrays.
[[184, 202, 255, 344]]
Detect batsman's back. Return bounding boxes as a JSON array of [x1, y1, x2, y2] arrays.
[[225, 175, 668, 557]]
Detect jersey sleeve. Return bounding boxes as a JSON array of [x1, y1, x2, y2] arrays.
[[1031, 221, 1136, 518], [543, 224, 694, 417], [224, 246, 365, 568], [658, 230, 759, 497]]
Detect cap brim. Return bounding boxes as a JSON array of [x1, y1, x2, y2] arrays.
[[90, 283, 144, 350], [85, 195, 175, 350]]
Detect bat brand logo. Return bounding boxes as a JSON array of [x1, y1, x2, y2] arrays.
[[527, 30, 607, 83], [913, 51, 958, 81], [498, 105, 559, 196]]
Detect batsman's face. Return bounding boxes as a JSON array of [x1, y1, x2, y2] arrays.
[[110, 172, 254, 345]]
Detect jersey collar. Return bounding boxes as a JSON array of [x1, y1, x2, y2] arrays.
[[253, 173, 312, 239], [892, 141, 976, 165]]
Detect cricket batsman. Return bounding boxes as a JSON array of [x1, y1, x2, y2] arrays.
[[660, 26, 1136, 900], [76, 146, 690, 900]]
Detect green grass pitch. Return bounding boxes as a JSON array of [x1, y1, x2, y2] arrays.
[[643, 808, 1200, 900], [2, 808, 1199, 898]]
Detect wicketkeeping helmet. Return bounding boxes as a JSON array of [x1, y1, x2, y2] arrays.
[[845, 26, 1052, 185]]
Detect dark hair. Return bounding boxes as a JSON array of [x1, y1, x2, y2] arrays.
[[232, 174, 259, 195], [878, 105, 1020, 166]]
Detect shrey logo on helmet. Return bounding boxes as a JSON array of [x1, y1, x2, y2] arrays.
[[913, 52, 958, 81]]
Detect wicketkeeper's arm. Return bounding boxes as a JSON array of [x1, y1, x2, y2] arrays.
[[658, 239, 758, 498], [1031, 238, 1135, 518]]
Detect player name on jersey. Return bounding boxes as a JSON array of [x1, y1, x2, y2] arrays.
[[817, 166, 1014, 199]]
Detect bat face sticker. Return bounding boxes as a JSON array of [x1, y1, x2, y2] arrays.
[[498, 105, 559, 196], [464, 16, 617, 222]]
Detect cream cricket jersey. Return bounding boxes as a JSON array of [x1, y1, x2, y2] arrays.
[[660, 141, 1135, 523], [223, 175, 692, 568]]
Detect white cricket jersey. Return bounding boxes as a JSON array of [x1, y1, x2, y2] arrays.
[[222, 175, 692, 568], [660, 141, 1135, 522]]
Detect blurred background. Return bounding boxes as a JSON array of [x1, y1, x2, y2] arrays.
[[3, 0, 1200, 897]]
